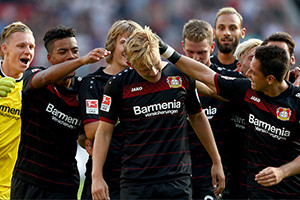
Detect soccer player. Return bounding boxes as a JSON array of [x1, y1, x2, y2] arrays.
[[0, 21, 34, 199], [78, 19, 142, 199], [181, 19, 243, 199], [11, 25, 109, 199], [92, 26, 225, 200], [211, 7, 246, 70], [261, 31, 300, 87], [234, 38, 263, 77], [160, 37, 300, 199]]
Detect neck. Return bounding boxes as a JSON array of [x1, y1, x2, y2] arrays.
[[263, 81, 289, 97], [217, 51, 236, 65], [1, 60, 22, 79], [104, 63, 127, 75]]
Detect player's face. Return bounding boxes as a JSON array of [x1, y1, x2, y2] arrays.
[[214, 14, 245, 54], [2, 32, 35, 78], [134, 54, 162, 83], [48, 37, 79, 86], [112, 32, 130, 68], [246, 57, 267, 91], [237, 47, 256, 76], [182, 38, 214, 66]]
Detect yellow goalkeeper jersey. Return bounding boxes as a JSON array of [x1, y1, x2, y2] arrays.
[[0, 73, 22, 199]]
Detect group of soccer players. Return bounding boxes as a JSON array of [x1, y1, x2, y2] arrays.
[[0, 5, 300, 200]]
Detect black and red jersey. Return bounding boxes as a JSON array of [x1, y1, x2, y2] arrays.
[[216, 74, 300, 198], [13, 66, 81, 194], [78, 67, 122, 189], [210, 54, 238, 70], [188, 63, 244, 198], [100, 63, 201, 186]]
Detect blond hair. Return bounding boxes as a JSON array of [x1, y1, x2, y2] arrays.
[[124, 26, 159, 69], [215, 7, 243, 28], [1, 21, 32, 44], [234, 38, 262, 61], [182, 19, 213, 45], [105, 20, 142, 64]]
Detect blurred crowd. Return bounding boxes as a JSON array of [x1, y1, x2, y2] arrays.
[[0, 0, 299, 75]]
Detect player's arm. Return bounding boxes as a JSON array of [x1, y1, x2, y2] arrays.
[[196, 81, 229, 102], [159, 37, 217, 92], [31, 48, 109, 89], [92, 121, 114, 200], [188, 111, 225, 195], [255, 155, 300, 186]]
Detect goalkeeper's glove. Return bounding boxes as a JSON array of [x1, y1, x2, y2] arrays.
[[0, 77, 16, 100]]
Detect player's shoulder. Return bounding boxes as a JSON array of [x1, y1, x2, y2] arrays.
[[106, 67, 133, 85]]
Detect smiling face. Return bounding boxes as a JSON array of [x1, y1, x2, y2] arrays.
[[47, 37, 79, 87], [112, 33, 130, 68], [1, 31, 35, 78], [214, 14, 245, 54], [246, 57, 267, 91]]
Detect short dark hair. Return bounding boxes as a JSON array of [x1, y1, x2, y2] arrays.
[[43, 25, 76, 53], [255, 45, 289, 82], [262, 32, 295, 57]]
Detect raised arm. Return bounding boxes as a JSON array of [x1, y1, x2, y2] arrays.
[[31, 48, 110, 89], [188, 111, 225, 195], [159, 37, 218, 93], [92, 121, 114, 200]]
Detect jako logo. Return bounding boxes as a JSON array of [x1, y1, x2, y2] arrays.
[[131, 86, 143, 92], [250, 96, 261, 103]]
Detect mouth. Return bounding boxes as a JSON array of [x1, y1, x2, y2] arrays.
[[20, 58, 30, 65]]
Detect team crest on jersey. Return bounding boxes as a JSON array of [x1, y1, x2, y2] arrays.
[[100, 95, 112, 112], [86, 99, 98, 114], [276, 107, 291, 121], [167, 76, 182, 88]]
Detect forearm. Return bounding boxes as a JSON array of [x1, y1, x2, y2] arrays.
[[32, 58, 85, 88], [189, 112, 221, 164], [92, 121, 113, 179], [279, 155, 300, 178]]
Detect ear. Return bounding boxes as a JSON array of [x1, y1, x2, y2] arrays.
[[290, 55, 296, 65], [266, 75, 275, 84], [213, 28, 216, 39], [236, 61, 242, 72], [1, 43, 7, 54], [240, 28, 246, 39], [210, 42, 215, 54], [47, 53, 53, 65], [181, 40, 185, 52]]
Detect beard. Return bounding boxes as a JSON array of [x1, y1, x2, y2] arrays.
[[216, 37, 239, 54]]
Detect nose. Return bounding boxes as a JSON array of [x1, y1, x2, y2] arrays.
[[192, 53, 200, 61], [245, 69, 250, 78], [66, 51, 76, 60], [223, 27, 231, 36]]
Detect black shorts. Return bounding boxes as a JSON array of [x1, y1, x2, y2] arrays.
[[11, 177, 77, 199], [120, 177, 192, 200]]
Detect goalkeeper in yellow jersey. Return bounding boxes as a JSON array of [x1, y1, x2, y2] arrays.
[[0, 21, 35, 199]]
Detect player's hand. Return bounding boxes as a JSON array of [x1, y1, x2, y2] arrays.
[[0, 77, 16, 100], [81, 48, 110, 65], [211, 161, 225, 196], [85, 138, 93, 156], [255, 167, 284, 186], [290, 67, 300, 87], [92, 177, 110, 200]]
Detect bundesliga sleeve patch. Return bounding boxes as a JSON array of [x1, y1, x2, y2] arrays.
[[86, 99, 98, 114], [100, 95, 112, 112]]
